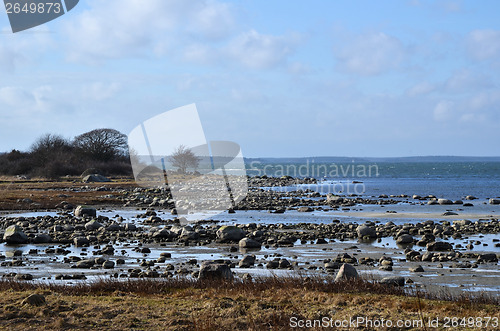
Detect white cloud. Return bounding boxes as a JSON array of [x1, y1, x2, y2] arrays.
[[62, 0, 238, 64], [444, 70, 493, 92], [407, 82, 436, 97], [0, 26, 53, 73], [226, 30, 300, 69], [82, 82, 121, 101], [0, 86, 35, 107], [466, 29, 500, 61], [334, 32, 407, 75], [433, 100, 454, 121]]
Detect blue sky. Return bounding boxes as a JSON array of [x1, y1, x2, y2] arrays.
[[1, 0, 499, 157]]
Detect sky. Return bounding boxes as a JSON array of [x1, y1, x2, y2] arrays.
[[0, 0, 500, 157]]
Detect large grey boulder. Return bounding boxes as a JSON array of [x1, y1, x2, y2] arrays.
[[82, 174, 110, 183], [239, 237, 261, 249], [356, 224, 377, 238], [3, 225, 29, 244], [216, 226, 245, 243], [334, 263, 359, 282], [198, 262, 233, 281], [438, 199, 453, 205], [74, 205, 97, 218]]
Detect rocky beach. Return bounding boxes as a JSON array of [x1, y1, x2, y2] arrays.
[[1, 175, 499, 298]]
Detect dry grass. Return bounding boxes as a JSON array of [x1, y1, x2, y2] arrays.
[[0, 177, 136, 210], [0, 277, 498, 330]]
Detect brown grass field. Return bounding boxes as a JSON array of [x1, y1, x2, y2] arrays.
[[0, 277, 498, 330]]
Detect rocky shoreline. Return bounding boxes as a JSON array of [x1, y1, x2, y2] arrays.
[[0, 175, 499, 296]]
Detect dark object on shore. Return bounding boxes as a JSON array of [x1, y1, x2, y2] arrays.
[[198, 262, 233, 281], [380, 276, 405, 286], [21, 294, 46, 306]]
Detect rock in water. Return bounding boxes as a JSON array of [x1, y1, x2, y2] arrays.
[[3, 225, 28, 244], [74, 205, 97, 218], [85, 219, 103, 231], [426, 241, 453, 251], [356, 224, 377, 238], [489, 198, 500, 205], [334, 263, 359, 282], [239, 237, 261, 249], [216, 226, 245, 243], [198, 262, 233, 281], [396, 234, 413, 244]]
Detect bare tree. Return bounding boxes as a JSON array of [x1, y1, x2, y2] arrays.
[[30, 134, 72, 163], [169, 145, 200, 174], [73, 128, 128, 161]]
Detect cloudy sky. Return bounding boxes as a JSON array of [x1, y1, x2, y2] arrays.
[[1, 0, 499, 157]]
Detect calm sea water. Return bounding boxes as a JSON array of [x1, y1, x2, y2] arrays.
[[247, 162, 500, 201]]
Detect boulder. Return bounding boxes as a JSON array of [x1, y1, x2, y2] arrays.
[[102, 261, 115, 269], [82, 174, 111, 183], [3, 225, 28, 244], [238, 255, 256, 268], [33, 234, 52, 244], [326, 194, 344, 204], [297, 206, 313, 212], [489, 198, 500, 205], [75, 259, 94, 268], [74, 205, 97, 218], [409, 265, 424, 272], [216, 226, 245, 243], [396, 234, 413, 244], [356, 224, 377, 238], [85, 219, 103, 231], [198, 262, 233, 281], [380, 276, 405, 286], [438, 199, 453, 205], [334, 263, 359, 282], [478, 253, 498, 263], [426, 241, 453, 251], [238, 237, 261, 249]]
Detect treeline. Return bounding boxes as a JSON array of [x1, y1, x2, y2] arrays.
[[0, 128, 132, 179]]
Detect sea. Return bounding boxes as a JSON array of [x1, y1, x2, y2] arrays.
[[245, 161, 500, 201]]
